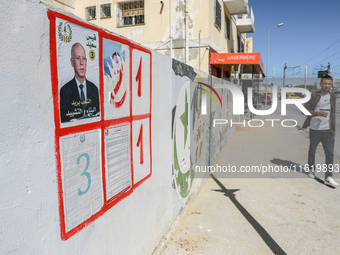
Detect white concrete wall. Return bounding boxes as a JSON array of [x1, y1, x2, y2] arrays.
[[0, 1, 234, 254]]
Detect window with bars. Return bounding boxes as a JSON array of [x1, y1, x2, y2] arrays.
[[101, 4, 111, 18], [86, 6, 96, 20], [118, 1, 145, 27], [225, 14, 230, 40], [215, 0, 221, 30]]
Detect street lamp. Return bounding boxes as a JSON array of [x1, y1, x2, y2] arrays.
[[265, 23, 284, 106]]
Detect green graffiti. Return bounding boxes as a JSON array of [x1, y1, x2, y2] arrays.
[[173, 125, 194, 198], [179, 90, 188, 148]]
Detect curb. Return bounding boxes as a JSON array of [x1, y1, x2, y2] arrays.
[[151, 205, 189, 255], [151, 177, 210, 255]]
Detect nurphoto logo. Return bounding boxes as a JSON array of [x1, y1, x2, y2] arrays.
[[197, 82, 312, 128]]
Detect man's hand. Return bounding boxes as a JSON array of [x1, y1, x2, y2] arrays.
[[317, 111, 328, 117], [334, 132, 336, 137]]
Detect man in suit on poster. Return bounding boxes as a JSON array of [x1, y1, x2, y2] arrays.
[[60, 42, 100, 123]]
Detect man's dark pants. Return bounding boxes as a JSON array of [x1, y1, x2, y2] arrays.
[[308, 129, 334, 178]]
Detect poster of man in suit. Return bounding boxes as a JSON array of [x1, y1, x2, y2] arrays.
[[56, 18, 100, 125]]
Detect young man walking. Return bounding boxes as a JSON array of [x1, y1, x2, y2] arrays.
[[303, 75, 338, 187]]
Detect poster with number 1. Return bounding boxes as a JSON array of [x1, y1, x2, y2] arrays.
[[60, 130, 103, 232], [49, 10, 152, 240]]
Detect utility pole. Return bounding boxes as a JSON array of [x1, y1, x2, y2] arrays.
[[327, 62, 333, 91], [283, 63, 287, 87], [266, 23, 284, 107], [199, 30, 201, 70], [170, 0, 173, 58], [327, 62, 331, 74], [185, 0, 188, 64], [304, 66, 307, 89]]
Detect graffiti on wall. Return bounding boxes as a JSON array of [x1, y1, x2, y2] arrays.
[[171, 60, 236, 204], [172, 60, 194, 203], [48, 11, 152, 240], [171, 60, 210, 203], [208, 78, 234, 165]]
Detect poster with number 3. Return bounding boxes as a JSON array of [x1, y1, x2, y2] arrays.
[[60, 130, 103, 232], [49, 10, 152, 240]]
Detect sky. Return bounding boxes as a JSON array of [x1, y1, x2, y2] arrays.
[[250, 0, 340, 82]]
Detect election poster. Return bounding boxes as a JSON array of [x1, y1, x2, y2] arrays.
[[60, 130, 103, 232], [103, 38, 130, 120], [104, 123, 132, 201], [56, 18, 100, 127]]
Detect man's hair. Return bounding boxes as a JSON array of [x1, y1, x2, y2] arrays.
[[321, 74, 333, 83]]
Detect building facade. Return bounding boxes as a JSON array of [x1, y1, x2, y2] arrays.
[[45, 0, 75, 13], [73, 0, 255, 78]]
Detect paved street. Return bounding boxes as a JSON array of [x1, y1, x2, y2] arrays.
[[159, 112, 340, 255]]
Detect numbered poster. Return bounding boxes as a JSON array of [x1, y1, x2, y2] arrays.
[[132, 118, 151, 184], [104, 124, 132, 201], [60, 130, 103, 232], [103, 38, 130, 119], [56, 18, 100, 127], [50, 11, 153, 240], [132, 49, 151, 116]]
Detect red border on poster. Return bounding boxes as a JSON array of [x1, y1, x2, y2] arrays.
[[48, 10, 152, 241]]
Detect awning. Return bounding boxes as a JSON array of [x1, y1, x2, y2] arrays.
[[210, 53, 265, 75]]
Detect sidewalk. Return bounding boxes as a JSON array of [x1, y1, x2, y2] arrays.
[[161, 113, 340, 255]]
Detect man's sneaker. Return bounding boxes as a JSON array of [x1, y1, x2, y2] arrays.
[[308, 172, 316, 179], [324, 177, 339, 187]]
